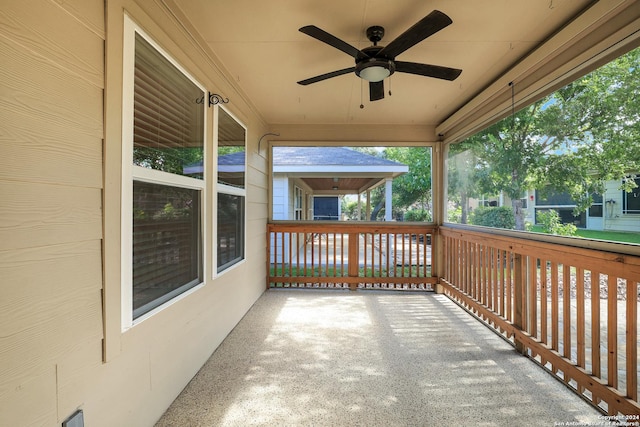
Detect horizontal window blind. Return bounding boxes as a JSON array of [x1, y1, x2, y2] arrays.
[[132, 181, 201, 318], [133, 33, 204, 177]]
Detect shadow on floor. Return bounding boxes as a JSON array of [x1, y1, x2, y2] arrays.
[[156, 289, 601, 427]]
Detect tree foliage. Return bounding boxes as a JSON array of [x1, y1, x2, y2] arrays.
[[469, 206, 515, 229], [384, 147, 432, 211], [353, 147, 433, 220], [537, 210, 577, 236], [451, 47, 640, 230]]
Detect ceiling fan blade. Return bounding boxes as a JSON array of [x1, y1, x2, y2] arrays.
[[377, 10, 452, 59], [395, 61, 462, 81], [299, 25, 365, 59], [369, 81, 385, 101], [297, 67, 355, 85]]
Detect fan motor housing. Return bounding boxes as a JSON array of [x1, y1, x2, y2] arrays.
[[366, 25, 385, 43]]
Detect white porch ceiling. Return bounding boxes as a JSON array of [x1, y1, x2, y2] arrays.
[[169, 0, 630, 133]]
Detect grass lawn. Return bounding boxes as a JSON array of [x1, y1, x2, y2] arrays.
[[529, 225, 640, 244]]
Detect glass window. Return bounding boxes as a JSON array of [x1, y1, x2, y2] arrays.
[[217, 107, 246, 272], [133, 181, 201, 318], [133, 34, 204, 178], [535, 189, 574, 206], [217, 193, 244, 271], [218, 108, 245, 188], [446, 47, 640, 243], [124, 24, 206, 322], [623, 175, 640, 214], [589, 193, 603, 217]]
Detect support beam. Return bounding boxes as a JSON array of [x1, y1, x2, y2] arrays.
[[385, 178, 393, 221]]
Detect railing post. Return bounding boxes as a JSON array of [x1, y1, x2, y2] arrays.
[[348, 232, 359, 291], [266, 227, 271, 290], [513, 253, 527, 354]]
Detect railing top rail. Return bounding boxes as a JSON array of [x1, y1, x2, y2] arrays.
[[441, 224, 640, 281], [441, 223, 640, 258], [268, 220, 437, 233]]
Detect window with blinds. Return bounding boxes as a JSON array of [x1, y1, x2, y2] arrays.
[[217, 107, 246, 273], [133, 33, 204, 178], [129, 31, 205, 319]]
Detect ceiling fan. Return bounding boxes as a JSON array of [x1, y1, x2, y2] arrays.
[[297, 10, 462, 102]]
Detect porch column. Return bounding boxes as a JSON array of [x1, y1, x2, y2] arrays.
[[366, 190, 371, 220], [357, 193, 362, 221], [385, 178, 393, 221]]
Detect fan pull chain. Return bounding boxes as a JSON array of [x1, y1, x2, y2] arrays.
[[388, 77, 392, 96], [360, 79, 364, 109]]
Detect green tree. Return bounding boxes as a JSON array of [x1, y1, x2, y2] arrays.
[[455, 47, 640, 230], [447, 142, 484, 224], [384, 147, 432, 212], [353, 147, 433, 220], [341, 197, 359, 220]]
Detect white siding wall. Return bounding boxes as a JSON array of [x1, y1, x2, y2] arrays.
[[525, 184, 640, 232], [272, 175, 288, 220], [0, 1, 269, 426], [603, 179, 640, 232]]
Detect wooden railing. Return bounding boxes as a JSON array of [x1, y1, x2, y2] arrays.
[[440, 225, 640, 416], [267, 221, 437, 291]]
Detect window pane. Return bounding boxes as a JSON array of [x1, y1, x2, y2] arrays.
[[589, 204, 603, 217], [218, 108, 245, 188], [133, 34, 204, 178], [133, 181, 201, 318], [623, 175, 640, 214], [217, 193, 244, 271], [535, 189, 574, 206]]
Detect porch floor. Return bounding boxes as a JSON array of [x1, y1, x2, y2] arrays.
[[156, 290, 601, 426]]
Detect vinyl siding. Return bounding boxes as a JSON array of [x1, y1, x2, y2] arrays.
[[0, 0, 270, 426]]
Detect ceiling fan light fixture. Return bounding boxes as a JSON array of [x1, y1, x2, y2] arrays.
[[356, 60, 394, 82], [360, 66, 389, 82]]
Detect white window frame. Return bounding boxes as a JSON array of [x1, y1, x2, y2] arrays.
[[121, 15, 208, 329], [214, 104, 247, 275], [294, 185, 304, 220], [622, 174, 640, 215]]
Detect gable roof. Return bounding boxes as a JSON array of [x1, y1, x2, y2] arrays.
[[273, 146, 408, 193], [184, 147, 408, 193], [273, 147, 404, 167]]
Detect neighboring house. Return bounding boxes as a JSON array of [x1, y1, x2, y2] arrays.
[[472, 174, 640, 232], [272, 147, 408, 222], [270, 146, 408, 264], [191, 146, 409, 222], [524, 174, 640, 232]]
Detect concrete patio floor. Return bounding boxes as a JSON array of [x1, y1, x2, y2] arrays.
[[156, 290, 602, 426]]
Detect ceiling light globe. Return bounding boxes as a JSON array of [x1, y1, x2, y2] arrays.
[[359, 65, 390, 82]]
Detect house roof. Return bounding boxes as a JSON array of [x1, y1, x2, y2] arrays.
[[184, 147, 409, 194], [273, 146, 404, 168], [273, 146, 408, 194]]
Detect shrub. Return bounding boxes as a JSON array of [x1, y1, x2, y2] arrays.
[[469, 206, 515, 229], [536, 210, 577, 236], [404, 208, 432, 222], [447, 205, 462, 223]]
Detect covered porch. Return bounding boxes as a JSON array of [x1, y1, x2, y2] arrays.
[[157, 290, 601, 426], [4, 0, 640, 426]]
